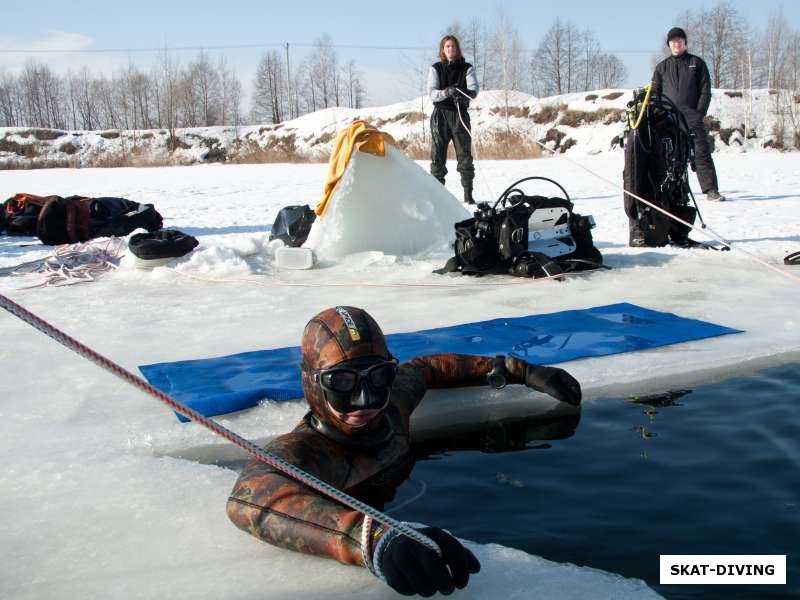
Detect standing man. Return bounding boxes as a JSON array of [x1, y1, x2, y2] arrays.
[[428, 35, 480, 205], [651, 27, 726, 202]]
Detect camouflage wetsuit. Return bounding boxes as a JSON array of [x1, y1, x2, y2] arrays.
[[226, 353, 503, 566]]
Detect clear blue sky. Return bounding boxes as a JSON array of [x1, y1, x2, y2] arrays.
[[1, 0, 797, 105]]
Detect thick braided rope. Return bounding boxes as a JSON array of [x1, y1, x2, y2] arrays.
[[0, 291, 441, 557]]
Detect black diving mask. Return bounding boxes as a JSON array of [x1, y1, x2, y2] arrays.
[[307, 358, 398, 413]]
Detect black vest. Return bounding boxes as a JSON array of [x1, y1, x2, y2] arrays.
[[432, 59, 471, 110]]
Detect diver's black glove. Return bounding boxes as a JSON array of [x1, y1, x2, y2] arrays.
[[373, 525, 480, 597], [443, 86, 457, 98], [506, 357, 582, 405]]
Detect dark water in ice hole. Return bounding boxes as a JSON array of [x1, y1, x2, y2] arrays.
[[387, 362, 800, 600], [219, 363, 800, 599]]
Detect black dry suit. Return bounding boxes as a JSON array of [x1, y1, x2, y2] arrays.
[[623, 90, 697, 247], [429, 58, 478, 196], [651, 52, 718, 193]]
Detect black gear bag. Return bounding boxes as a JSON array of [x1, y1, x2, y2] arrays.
[[269, 204, 317, 247], [1, 193, 163, 245], [437, 176, 603, 278]]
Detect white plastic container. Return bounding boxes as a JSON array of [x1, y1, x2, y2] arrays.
[[275, 246, 315, 270]]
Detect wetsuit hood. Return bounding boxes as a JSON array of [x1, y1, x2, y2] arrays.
[[300, 306, 393, 437]]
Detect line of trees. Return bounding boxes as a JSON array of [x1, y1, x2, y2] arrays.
[[0, 40, 367, 131], [443, 14, 629, 97], [669, 3, 800, 92], [250, 36, 366, 125], [0, 51, 244, 131]]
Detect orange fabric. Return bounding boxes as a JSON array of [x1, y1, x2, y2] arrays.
[[314, 120, 396, 217]]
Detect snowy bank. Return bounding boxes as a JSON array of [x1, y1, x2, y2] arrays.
[[1, 88, 796, 169]]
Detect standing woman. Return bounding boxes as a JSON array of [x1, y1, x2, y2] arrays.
[[428, 35, 480, 204]]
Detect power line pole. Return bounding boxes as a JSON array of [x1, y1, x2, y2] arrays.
[[285, 42, 293, 119]]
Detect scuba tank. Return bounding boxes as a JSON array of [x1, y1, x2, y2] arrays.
[[622, 85, 698, 247]]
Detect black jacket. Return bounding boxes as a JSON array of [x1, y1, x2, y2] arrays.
[[431, 58, 473, 111], [651, 52, 711, 121]]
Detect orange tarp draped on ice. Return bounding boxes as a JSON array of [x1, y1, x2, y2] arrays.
[[314, 120, 397, 217]]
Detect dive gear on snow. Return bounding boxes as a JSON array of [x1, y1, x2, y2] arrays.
[[128, 229, 198, 261], [785, 251, 800, 266], [269, 204, 316, 247], [1, 193, 162, 245], [437, 176, 603, 277], [623, 87, 699, 247]]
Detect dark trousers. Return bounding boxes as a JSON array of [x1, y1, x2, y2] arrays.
[[430, 107, 474, 190], [688, 119, 719, 193]]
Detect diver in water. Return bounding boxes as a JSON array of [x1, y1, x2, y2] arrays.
[[227, 306, 581, 597]]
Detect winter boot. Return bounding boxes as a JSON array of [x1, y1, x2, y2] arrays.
[[705, 190, 726, 202], [463, 186, 475, 205], [628, 220, 647, 247]]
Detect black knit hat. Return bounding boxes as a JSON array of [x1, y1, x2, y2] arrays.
[[667, 27, 687, 44]]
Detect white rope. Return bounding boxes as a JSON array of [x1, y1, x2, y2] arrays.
[[1, 237, 128, 289], [165, 263, 585, 288], [454, 89, 494, 202]]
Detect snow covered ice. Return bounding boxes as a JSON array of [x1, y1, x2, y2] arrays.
[[1, 150, 799, 599]]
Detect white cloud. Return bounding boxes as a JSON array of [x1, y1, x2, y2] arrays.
[[0, 30, 129, 75], [0, 30, 93, 53]]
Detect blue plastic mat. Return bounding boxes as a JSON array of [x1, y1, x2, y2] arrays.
[[140, 302, 741, 422]]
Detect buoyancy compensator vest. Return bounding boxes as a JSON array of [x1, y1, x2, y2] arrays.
[[622, 86, 698, 247], [436, 176, 604, 278]]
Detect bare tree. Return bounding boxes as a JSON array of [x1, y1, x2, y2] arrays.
[[763, 11, 788, 89], [706, 2, 744, 87], [184, 51, 222, 126], [343, 60, 364, 108], [580, 30, 602, 91], [309, 35, 340, 108], [18, 61, 64, 128], [251, 50, 285, 124], [157, 50, 181, 147], [534, 20, 570, 94], [217, 57, 242, 127], [0, 69, 22, 127], [596, 53, 628, 88]]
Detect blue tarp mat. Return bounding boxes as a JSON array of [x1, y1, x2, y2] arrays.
[[140, 302, 741, 422]]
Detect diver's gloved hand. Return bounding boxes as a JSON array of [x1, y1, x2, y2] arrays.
[[443, 86, 457, 98], [505, 357, 582, 405], [372, 525, 480, 597]]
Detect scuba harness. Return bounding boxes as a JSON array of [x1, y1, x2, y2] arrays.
[[622, 85, 718, 249], [437, 176, 605, 278]]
